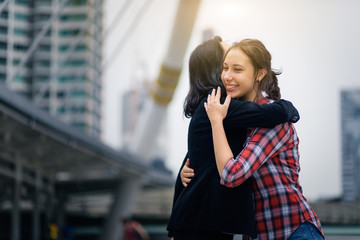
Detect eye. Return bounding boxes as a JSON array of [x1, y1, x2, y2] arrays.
[[234, 68, 242, 72], [222, 66, 229, 71]]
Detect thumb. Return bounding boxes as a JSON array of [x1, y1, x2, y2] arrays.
[[224, 95, 231, 108], [186, 158, 190, 166]]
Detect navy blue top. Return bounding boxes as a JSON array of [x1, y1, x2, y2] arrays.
[[167, 98, 299, 238]]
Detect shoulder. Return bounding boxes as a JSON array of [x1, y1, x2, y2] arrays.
[[190, 98, 208, 121], [258, 97, 273, 105]]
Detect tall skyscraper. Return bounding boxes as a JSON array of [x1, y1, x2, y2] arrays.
[[0, 0, 102, 138], [341, 90, 360, 202]]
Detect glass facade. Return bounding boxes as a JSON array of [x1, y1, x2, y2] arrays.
[[0, 0, 103, 138], [341, 90, 360, 201]]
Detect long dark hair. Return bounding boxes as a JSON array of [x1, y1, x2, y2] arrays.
[[229, 39, 281, 101], [184, 36, 226, 118]]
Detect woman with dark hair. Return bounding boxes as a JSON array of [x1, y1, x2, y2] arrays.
[[203, 39, 324, 239], [167, 36, 299, 240]]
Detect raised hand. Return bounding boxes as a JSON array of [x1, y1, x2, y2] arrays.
[[204, 87, 231, 124]]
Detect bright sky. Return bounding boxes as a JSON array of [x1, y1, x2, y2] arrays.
[[102, 0, 360, 201]]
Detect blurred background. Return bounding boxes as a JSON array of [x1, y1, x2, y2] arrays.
[[0, 0, 359, 239]]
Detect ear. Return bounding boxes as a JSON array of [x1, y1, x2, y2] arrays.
[[257, 69, 267, 82]]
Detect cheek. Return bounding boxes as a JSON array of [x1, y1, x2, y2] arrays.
[[240, 74, 254, 86]]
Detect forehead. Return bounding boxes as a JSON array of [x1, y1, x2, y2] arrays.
[[224, 48, 251, 65]]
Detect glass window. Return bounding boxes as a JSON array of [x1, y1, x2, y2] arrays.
[[57, 91, 65, 98], [75, 44, 87, 52], [58, 75, 86, 83], [43, 91, 50, 99], [34, 13, 51, 22], [0, 73, 6, 81], [66, 0, 87, 7], [40, 106, 49, 112], [60, 14, 87, 22], [14, 28, 29, 37], [71, 90, 86, 98], [0, 42, 7, 50], [71, 106, 86, 113], [0, 58, 6, 65], [38, 44, 51, 52], [58, 44, 69, 52], [72, 122, 86, 131], [37, 60, 51, 67], [58, 44, 87, 52], [13, 43, 28, 52], [0, 11, 8, 20], [15, 0, 29, 6], [14, 12, 29, 21], [35, 75, 48, 82], [0, 26, 8, 35], [58, 106, 66, 114], [63, 59, 86, 67], [59, 29, 80, 37], [14, 75, 26, 83], [36, 0, 52, 7], [13, 59, 20, 66]]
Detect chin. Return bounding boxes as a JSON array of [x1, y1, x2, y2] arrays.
[[228, 92, 241, 99]]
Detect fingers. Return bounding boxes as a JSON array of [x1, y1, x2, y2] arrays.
[[205, 93, 211, 110], [216, 86, 221, 101], [207, 88, 220, 104], [204, 95, 209, 111], [182, 177, 191, 187], [183, 164, 194, 175], [204, 87, 224, 112], [183, 170, 194, 177], [181, 159, 194, 187], [211, 88, 216, 98], [181, 174, 193, 187], [224, 94, 231, 108]]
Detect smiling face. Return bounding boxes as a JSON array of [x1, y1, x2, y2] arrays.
[[221, 48, 257, 101]]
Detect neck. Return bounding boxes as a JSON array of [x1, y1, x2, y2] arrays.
[[244, 92, 258, 102]]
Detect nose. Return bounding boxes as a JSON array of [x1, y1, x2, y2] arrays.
[[222, 70, 232, 83]]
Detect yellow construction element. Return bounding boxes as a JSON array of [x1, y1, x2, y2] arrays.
[[151, 64, 182, 105]]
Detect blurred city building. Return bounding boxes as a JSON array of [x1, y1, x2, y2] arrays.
[[0, 0, 102, 138], [341, 90, 360, 201], [310, 89, 360, 230]]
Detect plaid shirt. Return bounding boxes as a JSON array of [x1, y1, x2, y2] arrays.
[[221, 98, 323, 240]]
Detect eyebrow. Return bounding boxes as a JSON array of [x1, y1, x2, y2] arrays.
[[232, 64, 244, 68]]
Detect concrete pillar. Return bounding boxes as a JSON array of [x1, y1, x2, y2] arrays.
[[32, 168, 41, 240], [56, 190, 67, 240], [99, 178, 141, 240], [12, 156, 21, 240]]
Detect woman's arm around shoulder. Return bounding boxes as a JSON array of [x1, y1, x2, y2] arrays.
[[225, 98, 300, 128]]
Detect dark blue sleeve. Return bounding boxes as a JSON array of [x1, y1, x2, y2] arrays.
[[223, 99, 300, 128]]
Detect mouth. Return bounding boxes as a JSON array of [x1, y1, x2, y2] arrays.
[[225, 84, 238, 91]]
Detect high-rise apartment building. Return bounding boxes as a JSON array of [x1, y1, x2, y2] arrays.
[[0, 0, 102, 138], [341, 90, 360, 202]]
